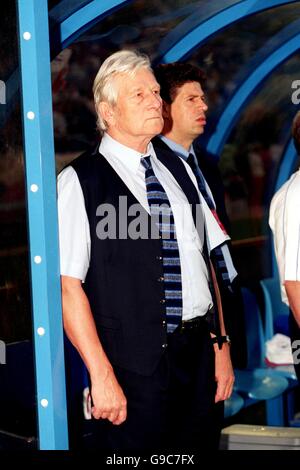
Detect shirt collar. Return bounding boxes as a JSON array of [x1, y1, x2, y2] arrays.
[[159, 135, 196, 161], [100, 133, 157, 174]]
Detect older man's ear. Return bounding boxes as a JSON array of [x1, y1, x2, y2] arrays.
[[98, 101, 115, 128]]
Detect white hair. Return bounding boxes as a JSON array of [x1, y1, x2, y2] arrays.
[[93, 50, 152, 134]]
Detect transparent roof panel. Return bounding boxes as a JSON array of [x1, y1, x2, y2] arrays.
[[48, 0, 241, 32], [188, 2, 300, 124], [205, 43, 300, 282], [51, 1, 300, 159], [70, 0, 208, 61], [223, 51, 300, 175], [218, 52, 300, 246]]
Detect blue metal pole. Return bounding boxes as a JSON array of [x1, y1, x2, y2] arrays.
[[17, 0, 68, 449]]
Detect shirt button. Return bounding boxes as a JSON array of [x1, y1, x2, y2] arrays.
[[162, 343, 167, 349], [160, 299, 166, 304], [162, 320, 166, 326], [158, 276, 164, 282], [156, 256, 163, 260]]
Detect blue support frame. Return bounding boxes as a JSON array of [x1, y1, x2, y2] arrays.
[[17, 0, 68, 450], [207, 33, 300, 155], [232, 18, 300, 88], [49, 0, 92, 24], [59, 0, 131, 49], [157, 0, 298, 63], [155, 0, 240, 63]]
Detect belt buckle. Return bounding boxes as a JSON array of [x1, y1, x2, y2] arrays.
[[181, 317, 199, 331]]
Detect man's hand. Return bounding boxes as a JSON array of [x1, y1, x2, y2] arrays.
[[61, 276, 127, 425], [213, 343, 235, 403], [90, 366, 127, 425]]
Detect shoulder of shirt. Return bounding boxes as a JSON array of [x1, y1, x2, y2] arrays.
[[284, 172, 300, 208], [270, 172, 300, 224], [286, 170, 300, 191], [273, 172, 300, 203]]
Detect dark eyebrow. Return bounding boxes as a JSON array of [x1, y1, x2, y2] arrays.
[[186, 92, 205, 99]]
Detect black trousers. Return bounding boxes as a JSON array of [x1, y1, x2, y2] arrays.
[[289, 311, 300, 382], [89, 318, 223, 452]]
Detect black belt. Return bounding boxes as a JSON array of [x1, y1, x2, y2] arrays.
[[180, 316, 205, 330]]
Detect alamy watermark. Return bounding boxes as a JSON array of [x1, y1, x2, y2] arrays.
[[0, 340, 6, 365], [292, 339, 300, 366], [0, 80, 5, 105], [95, 196, 205, 241], [291, 80, 300, 104]]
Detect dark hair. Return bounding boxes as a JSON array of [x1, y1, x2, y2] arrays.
[[153, 62, 205, 104], [292, 111, 300, 155]]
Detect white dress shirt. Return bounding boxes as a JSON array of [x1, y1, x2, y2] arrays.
[[159, 135, 237, 282], [57, 133, 229, 320], [269, 169, 300, 305]]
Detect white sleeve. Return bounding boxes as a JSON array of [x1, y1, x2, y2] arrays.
[[220, 244, 238, 282], [284, 183, 300, 281], [200, 195, 230, 249], [57, 166, 90, 281]]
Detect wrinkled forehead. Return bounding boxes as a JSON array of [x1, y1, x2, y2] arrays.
[[113, 67, 159, 96]]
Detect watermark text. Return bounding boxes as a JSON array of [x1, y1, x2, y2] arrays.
[[95, 196, 204, 241], [291, 80, 300, 104], [0, 80, 5, 104], [292, 339, 300, 365], [0, 340, 6, 364]]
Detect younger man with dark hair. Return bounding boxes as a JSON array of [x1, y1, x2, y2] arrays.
[[153, 62, 247, 370]]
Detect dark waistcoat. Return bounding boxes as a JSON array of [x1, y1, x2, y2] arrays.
[[71, 147, 168, 376], [71, 145, 206, 376]]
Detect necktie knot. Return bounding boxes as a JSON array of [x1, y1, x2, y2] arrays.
[[141, 155, 151, 171]]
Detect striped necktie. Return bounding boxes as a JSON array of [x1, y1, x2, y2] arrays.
[[186, 153, 230, 286], [141, 155, 182, 333]]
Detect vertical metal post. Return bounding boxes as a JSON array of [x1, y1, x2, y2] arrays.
[[17, 0, 68, 449]]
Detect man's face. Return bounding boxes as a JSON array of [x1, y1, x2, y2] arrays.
[[165, 81, 208, 143], [103, 68, 163, 147]]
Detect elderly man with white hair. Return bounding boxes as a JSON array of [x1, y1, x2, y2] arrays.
[[57, 50, 233, 451]]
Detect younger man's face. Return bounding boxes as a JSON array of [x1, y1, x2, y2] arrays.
[[165, 81, 208, 143]]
